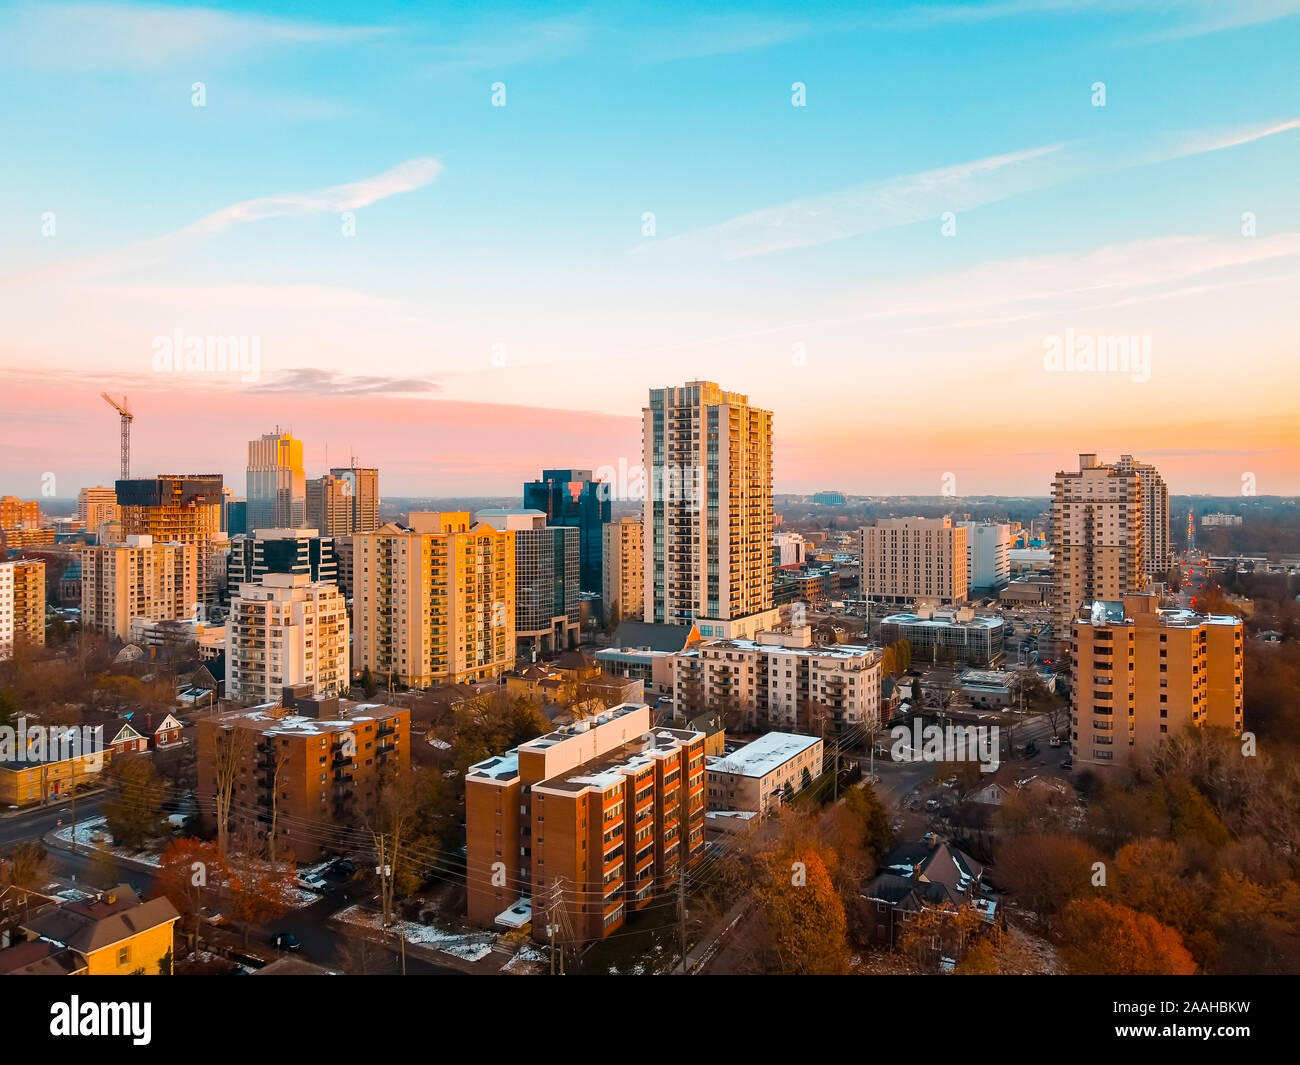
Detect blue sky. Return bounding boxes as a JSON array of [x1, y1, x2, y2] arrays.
[[1, 1, 1298, 496]]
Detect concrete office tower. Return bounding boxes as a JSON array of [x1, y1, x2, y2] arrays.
[[226, 528, 337, 591], [1051, 454, 1146, 641], [1071, 593, 1243, 770], [475, 510, 580, 658], [77, 486, 121, 539], [352, 512, 516, 688], [523, 469, 610, 596], [859, 517, 969, 605], [603, 517, 644, 627], [116, 475, 225, 605], [643, 381, 777, 640], [79, 536, 197, 638], [307, 466, 379, 537], [247, 430, 306, 531], [960, 522, 1011, 593], [1116, 454, 1172, 580], [0, 560, 46, 658], [226, 573, 349, 703]]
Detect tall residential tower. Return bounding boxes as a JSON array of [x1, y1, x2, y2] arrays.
[[643, 382, 777, 639]]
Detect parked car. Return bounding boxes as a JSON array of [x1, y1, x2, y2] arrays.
[[296, 871, 328, 892], [271, 932, 301, 952], [1061, 759, 1074, 770], [203, 909, 225, 926], [330, 857, 356, 876], [1048, 736, 1061, 747]]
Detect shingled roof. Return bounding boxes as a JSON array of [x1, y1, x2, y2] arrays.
[[22, 885, 179, 956]]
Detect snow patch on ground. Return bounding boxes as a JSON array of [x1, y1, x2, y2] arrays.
[[335, 904, 498, 963], [52, 817, 162, 867]]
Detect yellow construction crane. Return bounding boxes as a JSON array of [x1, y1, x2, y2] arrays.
[[100, 392, 134, 480]]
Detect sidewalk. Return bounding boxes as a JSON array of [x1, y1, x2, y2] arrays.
[[675, 896, 749, 974]]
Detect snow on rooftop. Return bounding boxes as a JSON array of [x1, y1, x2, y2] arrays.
[[707, 731, 821, 778]]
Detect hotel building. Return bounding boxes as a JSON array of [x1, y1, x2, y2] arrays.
[[859, 517, 969, 605]]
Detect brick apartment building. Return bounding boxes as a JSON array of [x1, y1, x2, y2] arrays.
[[1071, 592, 1243, 770], [465, 703, 706, 942], [196, 691, 409, 862]]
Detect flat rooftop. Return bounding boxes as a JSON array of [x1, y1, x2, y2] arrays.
[[706, 732, 821, 779], [680, 640, 879, 661], [535, 726, 701, 794], [881, 613, 1004, 630]]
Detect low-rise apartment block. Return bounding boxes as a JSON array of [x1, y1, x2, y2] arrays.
[[196, 693, 409, 862], [673, 625, 882, 732], [705, 732, 823, 818], [466, 703, 706, 942]]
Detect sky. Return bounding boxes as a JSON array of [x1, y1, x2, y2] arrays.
[[1, 0, 1298, 500]]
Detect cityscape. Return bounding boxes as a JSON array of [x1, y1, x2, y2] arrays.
[[0, 0, 1297, 1036]]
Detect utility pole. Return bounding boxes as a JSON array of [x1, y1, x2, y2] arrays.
[[678, 858, 687, 973]]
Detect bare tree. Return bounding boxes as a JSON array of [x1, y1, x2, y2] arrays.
[[212, 723, 249, 860]]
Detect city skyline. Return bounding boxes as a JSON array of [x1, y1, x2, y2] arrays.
[[2, 1, 1298, 497]]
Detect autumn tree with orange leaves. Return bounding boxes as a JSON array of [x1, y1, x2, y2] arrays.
[[156, 837, 226, 953], [1060, 898, 1196, 975], [751, 848, 849, 975]]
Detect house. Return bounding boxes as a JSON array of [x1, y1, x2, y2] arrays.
[[504, 664, 563, 705], [972, 781, 1010, 806], [3, 884, 179, 975], [146, 712, 184, 749], [0, 884, 60, 948], [102, 718, 149, 758], [860, 836, 995, 953]]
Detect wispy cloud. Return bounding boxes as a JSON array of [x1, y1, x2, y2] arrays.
[[653, 116, 1300, 261], [882, 0, 1300, 41], [649, 144, 1066, 260], [0, 157, 444, 288], [248, 368, 441, 397], [636, 14, 813, 61], [3, 1, 388, 71], [641, 231, 1300, 352], [423, 16, 591, 73]]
